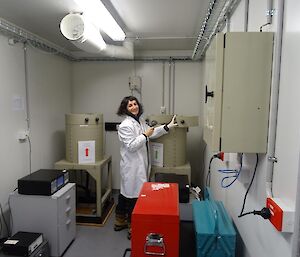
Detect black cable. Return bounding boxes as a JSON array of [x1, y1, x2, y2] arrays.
[[0, 205, 2, 237], [205, 156, 215, 187], [238, 153, 259, 218], [259, 22, 271, 32], [8, 197, 13, 237], [201, 144, 207, 182], [238, 210, 255, 217], [238, 207, 271, 219], [0, 203, 9, 237], [28, 136, 32, 174], [122, 248, 131, 257]]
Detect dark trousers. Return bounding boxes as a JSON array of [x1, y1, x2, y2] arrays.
[[115, 194, 137, 222]]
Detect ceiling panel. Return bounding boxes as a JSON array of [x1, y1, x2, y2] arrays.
[[0, 0, 210, 54]]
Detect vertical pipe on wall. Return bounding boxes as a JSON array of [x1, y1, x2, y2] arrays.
[[226, 15, 231, 32], [161, 61, 165, 113], [23, 42, 32, 174], [172, 61, 176, 115], [265, 0, 284, 197], [244, 0, 249, 32], [267, 0, 274, 24], [260, 0, 274, 31], [168, 58, 172, 114], [23, 43, 30, 131]]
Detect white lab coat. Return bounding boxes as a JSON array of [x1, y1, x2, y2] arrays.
[[118, 115, 168, 198]]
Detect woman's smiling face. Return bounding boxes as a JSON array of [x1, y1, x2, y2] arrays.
[[127, 100, 139, 116]]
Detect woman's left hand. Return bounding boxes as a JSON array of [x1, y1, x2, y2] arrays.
[[167, 115, 178, 129]]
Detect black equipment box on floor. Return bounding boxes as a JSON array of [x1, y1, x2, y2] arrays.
[[0, 240, 49, 257], [18, 169, 69, 196], [154, 173, 190, 203], [2, 232, 46, 257]]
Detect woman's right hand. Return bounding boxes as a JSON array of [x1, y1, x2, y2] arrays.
[[144, 127, 154, 137]]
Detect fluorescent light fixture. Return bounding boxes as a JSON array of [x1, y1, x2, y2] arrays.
[[60, 13, 106, 53], [74, 0, 126, 41]]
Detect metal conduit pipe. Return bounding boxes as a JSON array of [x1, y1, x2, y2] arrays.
[[76, 56, 197, 62], [260, 0, 274, 31], [192, 0, 217, 59], [226, 14, 231, 32], [267, 0, 274, 24], [0, 18, 74, 60], [172, 61, 176, 115], [200, 0, 241, 59], [23, 42, 32, 174], [265, 0, 284, 198], [23, 43, 30, 131], [161, 62, 165, 113], [168, 59, 172, 114], [192, 0, 241, 60], [244, 0, 249, 32]]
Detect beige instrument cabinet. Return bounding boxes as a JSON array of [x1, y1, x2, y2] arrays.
[[203, 32, 273, 153], [146, 115, 198, 183]]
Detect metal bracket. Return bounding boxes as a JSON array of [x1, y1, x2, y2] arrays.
[[266, 9, 276, 17], [268, 156, 278, 163]]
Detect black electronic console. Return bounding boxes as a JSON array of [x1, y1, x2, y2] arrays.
[[18, 169, 69, 196], [2, 232, 45, 257]]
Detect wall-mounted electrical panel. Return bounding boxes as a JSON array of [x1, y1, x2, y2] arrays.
[[203, 32, 273, 153]]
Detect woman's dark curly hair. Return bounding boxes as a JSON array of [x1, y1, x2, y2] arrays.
[[117, 96, 144, 116]]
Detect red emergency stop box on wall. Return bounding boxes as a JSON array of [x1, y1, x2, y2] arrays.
[[131, 182, 179, 257]]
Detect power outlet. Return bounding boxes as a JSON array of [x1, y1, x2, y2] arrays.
[[266, 197, 295, 233]]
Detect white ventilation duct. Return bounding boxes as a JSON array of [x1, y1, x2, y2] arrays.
[[60, 13, 134, 59], [60, 13, 106, 53], [102, 40, 134, 59]]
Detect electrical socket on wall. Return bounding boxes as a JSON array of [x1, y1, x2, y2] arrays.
[[266, 197, 295, 233]]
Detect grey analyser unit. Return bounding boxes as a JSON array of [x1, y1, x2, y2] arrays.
[[9, 183, 76, 257]]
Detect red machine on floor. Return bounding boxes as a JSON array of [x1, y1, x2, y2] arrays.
[[131, 182, 179, 257]]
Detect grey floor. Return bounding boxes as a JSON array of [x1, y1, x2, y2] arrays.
[[62, 191, 196, 257], [63, 210, 131, 257], [63, 211, 196, 257]]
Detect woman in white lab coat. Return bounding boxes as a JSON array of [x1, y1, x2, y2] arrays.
[[114, 96, 177, 239]]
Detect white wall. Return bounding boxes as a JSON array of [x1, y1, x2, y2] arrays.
[[203, 1, 300, 257], [27, 48, 72, 171], [71, 60, 203, 189], [1, 0, 299, 255], [0, 34, 71, 237]]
